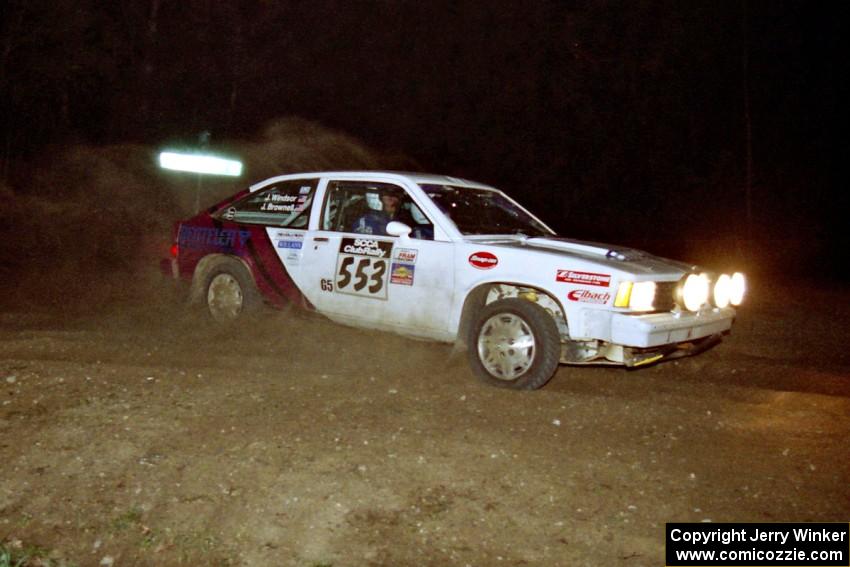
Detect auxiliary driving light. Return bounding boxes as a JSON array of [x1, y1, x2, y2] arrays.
[[682, 273, 710, 312], [713, 273, 732, 308], [730, 272, 746, 306]]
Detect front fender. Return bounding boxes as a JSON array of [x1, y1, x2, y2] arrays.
[[451, 278, 569, 349]]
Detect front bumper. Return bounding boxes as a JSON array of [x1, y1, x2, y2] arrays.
[[610, 307, 735, 348]]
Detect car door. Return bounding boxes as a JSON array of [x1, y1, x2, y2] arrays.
[[299, 178, 455, 339]]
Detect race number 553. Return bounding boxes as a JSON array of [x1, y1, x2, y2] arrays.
[[336, 256, 388, 299]]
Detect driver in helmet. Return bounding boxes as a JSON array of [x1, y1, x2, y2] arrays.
[[351, 191, 405, 235]]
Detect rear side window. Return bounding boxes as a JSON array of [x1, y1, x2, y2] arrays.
[[217, 179, 317, 228]]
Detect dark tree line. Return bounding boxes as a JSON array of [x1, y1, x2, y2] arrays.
[[1, 1, 843, 262]]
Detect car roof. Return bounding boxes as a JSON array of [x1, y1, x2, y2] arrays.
[[249, 171, 495, 191]]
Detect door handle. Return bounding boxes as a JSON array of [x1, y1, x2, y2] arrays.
[[314, 237, 329, 242]]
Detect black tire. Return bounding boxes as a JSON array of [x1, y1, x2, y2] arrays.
[[201, 260, 261, 323], [466, 298, 561, 390]]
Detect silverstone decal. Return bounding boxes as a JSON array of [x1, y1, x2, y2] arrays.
[[390, 263, 415, 286], [179, 226, 251, 250], [393, 247, 418, 264], [335, 238, 393, 299], [556, 270, 611, 287], [468, 251, 498, 270], [567, 289, 611, 304]]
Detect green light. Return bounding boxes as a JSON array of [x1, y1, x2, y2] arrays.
[[158, 151, 242, 176]]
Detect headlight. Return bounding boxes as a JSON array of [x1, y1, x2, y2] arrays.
[[682, 273, 709, 312], [614, 281, 656, 311], [631, 281, 656, 311], [730, 272, 746, 306], [713, 274, 732, 308]]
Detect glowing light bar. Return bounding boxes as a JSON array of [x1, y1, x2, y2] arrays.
[[730, 272, 746, 306], [158, 151, 242, 177]]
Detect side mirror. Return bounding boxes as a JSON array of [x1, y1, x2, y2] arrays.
[[386, 221, 412, 238]]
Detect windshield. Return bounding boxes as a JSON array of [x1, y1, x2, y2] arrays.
[[420, 184, 554, 237]]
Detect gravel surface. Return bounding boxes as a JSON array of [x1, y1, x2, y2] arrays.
[[1, 278, 848, 566]]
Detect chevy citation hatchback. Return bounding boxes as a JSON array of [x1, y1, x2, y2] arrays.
[[161, 171, 746, 390]]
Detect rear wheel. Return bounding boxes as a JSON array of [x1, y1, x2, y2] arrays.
[[202, 262, 259, 323], [467, 298, 561, 390]]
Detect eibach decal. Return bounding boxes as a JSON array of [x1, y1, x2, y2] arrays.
[[469, 251, 498, 270], [556, 270, 611, 287], [567, 289, 611, 304]]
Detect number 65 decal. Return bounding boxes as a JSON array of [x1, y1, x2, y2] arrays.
[[335, 255, 388, 299]]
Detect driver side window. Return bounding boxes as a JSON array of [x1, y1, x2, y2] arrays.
[[321, 181, 434, 240]]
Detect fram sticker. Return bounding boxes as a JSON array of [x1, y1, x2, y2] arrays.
[[393, 248, 418, 264], [556, 270, 611, 287], [567, 289, 611, 304], [390, 263, 415, 285], [469, 251, 498, 269]]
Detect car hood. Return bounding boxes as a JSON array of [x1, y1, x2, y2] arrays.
[[468, 236, 694, 278]]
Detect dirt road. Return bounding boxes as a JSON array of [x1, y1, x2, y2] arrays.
[[1, 278, 848, 566]]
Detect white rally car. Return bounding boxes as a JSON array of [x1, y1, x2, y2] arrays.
[[162, 171, 746, 389]]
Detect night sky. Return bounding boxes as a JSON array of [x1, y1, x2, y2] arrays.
[[0, 1, 845, 276]]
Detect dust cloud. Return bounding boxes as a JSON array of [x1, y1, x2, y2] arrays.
[[0, 117, 398, 316]]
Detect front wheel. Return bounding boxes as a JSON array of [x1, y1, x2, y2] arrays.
[[467, 298, 561, 390]]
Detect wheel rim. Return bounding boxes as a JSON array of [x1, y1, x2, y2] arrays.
[[477, 312, 536, 381], [207, 273, 243, 322]]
